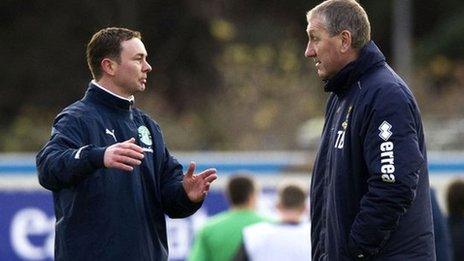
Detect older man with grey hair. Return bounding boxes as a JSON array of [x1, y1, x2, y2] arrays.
[[306, 0, 435, 260]]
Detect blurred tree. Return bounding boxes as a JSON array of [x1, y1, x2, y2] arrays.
[[0, 0, 220, 151], [0, 0, 463, 151], [412, 0, 464, 111], [415, 8, 464, 61]]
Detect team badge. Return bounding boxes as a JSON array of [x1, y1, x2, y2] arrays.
[[138, 126, 153, 146]]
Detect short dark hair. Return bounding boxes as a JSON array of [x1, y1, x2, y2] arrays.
[[226, 175, 256, 206], [447, 179, 464, 218], [86, 27, 141, 80], [278, 184, 307, 210]]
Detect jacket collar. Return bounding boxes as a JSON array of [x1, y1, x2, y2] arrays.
[[83, 82, 134, 111], [324, 41, 385, 94]]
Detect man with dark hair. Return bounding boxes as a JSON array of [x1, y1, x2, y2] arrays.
[[447, 179, 464, 260], [430, 188, 452, 261], [36, 27, 217, 261], [188, 174, 267, 261], [234, 183, 311, 261], [227, 174, 256, 205], [86, 28, 142, 80], [306, 0, 434, 260]]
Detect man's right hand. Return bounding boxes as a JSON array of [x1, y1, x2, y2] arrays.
[[104, 138, 144, 171]]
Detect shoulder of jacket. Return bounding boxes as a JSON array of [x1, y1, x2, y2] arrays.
[[60, 100, 99, 118], [244, 222, 272, 234], [54, 101, 89, 122], [358, 66, 412, 103]]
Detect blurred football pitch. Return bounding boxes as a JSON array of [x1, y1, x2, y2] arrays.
[[0, 151, 463, 260]]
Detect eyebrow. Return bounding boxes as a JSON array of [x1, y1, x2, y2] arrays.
[[307, 29, 317, 37], [309, 27, 318, 33], [133, 53, 147, 58]]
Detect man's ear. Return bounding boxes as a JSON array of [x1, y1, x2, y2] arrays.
[[340, 30, 352, 53], [101, 58, 117, 76]]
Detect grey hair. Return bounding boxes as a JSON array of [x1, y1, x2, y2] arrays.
[[306, 0, 371, 49]]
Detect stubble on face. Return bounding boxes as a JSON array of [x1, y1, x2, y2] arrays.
[[115, 38, 151, 96]]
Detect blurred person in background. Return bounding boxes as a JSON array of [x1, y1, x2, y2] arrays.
[[446, 179, 464, 260], [36, 27, 217, 261], [306, 0, 434, 260], [188, 174, 267, 261], [430, 188, 452, 261], [234, 183, 311, 261]]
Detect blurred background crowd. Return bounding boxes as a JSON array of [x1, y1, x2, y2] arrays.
[[1, 0, 463, 152]]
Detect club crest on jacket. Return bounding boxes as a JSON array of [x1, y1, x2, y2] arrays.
[[138, 126, 153, 146]]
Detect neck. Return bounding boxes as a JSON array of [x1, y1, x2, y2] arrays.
[[347, 49, 359, 63], [231, 202, 254, 211], [341, 49, 359, 69], [279, 209, 303, 223], [96, 77, 131, 99]]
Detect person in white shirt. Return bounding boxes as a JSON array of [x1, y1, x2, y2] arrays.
[[234, 183, 311, 261]]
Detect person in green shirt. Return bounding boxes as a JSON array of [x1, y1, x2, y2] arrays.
[[188, 174, 267, 261]]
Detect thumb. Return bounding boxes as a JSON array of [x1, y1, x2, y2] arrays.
[[124, 137, 136, 143]]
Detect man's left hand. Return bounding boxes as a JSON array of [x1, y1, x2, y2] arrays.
[[182, 161, 217, 203]]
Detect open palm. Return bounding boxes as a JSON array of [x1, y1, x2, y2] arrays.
[[183, 162, 218, 203]]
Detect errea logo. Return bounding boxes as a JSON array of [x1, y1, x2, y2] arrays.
[[379, 121, 395, 183], [378, 121, 392, 141]]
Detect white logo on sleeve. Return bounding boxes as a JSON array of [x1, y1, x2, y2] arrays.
[[378, 121, 392, 141], [379, 121, 395, 183], [74, 145, 89, 159], [105, 129, 117, 142]]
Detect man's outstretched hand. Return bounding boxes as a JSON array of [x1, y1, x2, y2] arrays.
[[183, 161, 217, 203]]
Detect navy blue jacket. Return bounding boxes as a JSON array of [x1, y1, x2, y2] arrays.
[[36, 83, 202, 261], [310, 42, 435, 260]]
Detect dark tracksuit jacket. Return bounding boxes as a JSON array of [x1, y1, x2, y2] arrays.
[[36, 83, 202, 261], [310, 41, 435, 260]]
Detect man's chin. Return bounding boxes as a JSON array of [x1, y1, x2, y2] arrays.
[[137, 84, 146, 92], [318, 70, 335, 81], [127, 85, 145, 96], [317, 71, 328, 81]]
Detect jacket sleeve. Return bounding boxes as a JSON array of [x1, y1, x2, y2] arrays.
[[160, 147, 202, 218], [348, 85, 425, 258], [36, 112, 106, 191]]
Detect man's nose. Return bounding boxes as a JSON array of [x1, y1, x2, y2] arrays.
[[305, 43, 315, 58], [143, 60, 152, 72]]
